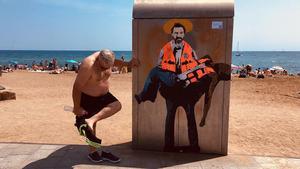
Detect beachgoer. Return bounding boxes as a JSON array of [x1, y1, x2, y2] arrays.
[[121, 55, 125, 61], [39, 60, 43, 67], [245, 64, 252, 75], [76, 62, 81, 73], [32, 61, 36, 68], [118, 55, 127, 74], [71, 64, 76, 71], [53, 58, 58, 70], [44, 60, 49, 70], [64, 63, 68, 71], [72, 49, 121, 163], [257, 68, 264, 79], [48, 61, 53, 70]]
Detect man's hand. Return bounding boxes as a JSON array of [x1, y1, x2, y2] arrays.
[[73, 107, 88, 116]]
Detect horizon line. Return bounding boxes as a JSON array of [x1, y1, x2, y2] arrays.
[[0, 49, 132, 51], [1, 49, 300, 52]]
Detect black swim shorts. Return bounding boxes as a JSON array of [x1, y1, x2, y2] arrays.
[[76, 92, 119, 121]]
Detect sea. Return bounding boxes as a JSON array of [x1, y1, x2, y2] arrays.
[[0, 50, 299, 74]]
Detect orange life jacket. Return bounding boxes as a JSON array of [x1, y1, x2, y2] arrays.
[[185, 65, 215, 85], [160, 41, 198, 73], [160, 41, 215, 84]]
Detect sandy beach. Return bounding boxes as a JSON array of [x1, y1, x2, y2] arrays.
[[0, 71, 299, 158]]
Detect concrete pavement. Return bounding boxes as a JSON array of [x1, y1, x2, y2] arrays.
[[0, 143, 299, 169]]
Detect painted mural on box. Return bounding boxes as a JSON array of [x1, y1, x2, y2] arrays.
[[135, 19, 231, 153]]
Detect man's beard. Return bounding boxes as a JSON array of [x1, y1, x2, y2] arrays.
[[175, 37, 183, 44]]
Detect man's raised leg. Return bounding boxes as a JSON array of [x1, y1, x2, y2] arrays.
[[85, 101, 122, 132], [135, 66, 177, 104], [86, 101, 122, 163]]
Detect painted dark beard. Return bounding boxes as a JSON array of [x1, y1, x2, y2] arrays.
[[175, 37, 183, 44]]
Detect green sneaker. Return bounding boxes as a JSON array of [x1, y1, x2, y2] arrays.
[[76, 121, 102, 148]]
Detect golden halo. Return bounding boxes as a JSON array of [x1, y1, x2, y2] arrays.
[[163, 19, 193, 34]]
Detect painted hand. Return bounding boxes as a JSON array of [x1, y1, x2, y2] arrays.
[[130, 56, 140, 67]]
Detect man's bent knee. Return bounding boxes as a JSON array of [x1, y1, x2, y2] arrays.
[[109, 101, 122, 113]]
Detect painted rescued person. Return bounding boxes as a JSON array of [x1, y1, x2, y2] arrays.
[[72, 49, 121, 163]]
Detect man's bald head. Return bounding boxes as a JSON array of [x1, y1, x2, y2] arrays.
[[98, 49, 115, 66]]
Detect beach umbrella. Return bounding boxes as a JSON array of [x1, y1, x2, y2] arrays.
[[9, 61, 18, 65], [65, 59, 79, 64], [231, 64, 241, 70]]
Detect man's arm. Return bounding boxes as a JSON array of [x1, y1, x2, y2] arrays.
[[192, 50, 214, 66], [200, 73, 219, 127], [157, 49, 164, 67], [192, 50, 199, 60], [72, 59, 93, 116], [102, 67, 112, 80]]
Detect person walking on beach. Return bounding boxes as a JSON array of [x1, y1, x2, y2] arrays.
[[72, 49, 122, 163]]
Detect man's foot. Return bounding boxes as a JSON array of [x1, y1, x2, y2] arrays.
[[134, 94, 142, 104], [88, 151, 103, 163], [183, 146, 200, 153], [199, 121, 205, 127], [76, 120, 102, 148], [101, 151, 121, 163], [164, 146, 200, 153], [199, 119, 205, 127], [175, 146, 200, 153]]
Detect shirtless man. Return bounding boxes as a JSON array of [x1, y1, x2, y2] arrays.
[[72, 49, 122, 163]]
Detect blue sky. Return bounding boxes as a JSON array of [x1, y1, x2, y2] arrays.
[[235, 0, 300, 51], [0, 0, 299, 51]]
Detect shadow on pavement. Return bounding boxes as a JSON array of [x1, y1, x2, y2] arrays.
[[23, 142, 223, 169]]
